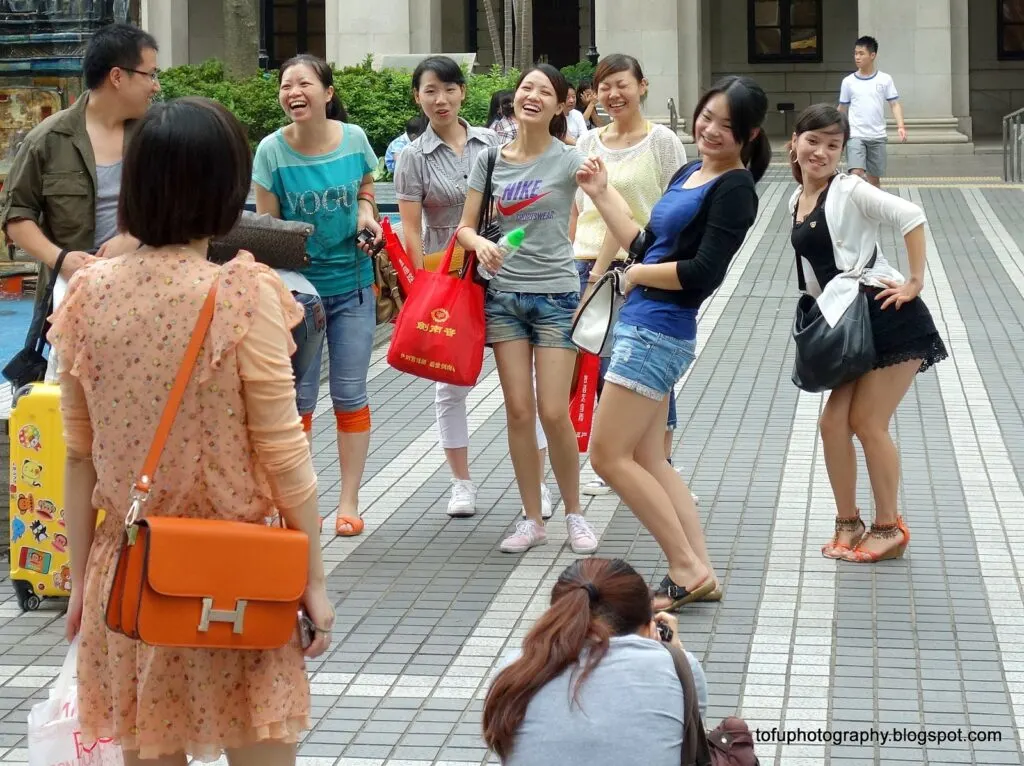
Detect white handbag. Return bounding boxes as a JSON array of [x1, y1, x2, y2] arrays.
[[570, 270, 625, 357]]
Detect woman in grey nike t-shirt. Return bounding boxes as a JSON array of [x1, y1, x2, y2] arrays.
[[456, 64, 599, 556]]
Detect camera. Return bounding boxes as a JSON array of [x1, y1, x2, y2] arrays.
[[356, 227, 384, 255], [657, 621, 674, 643]]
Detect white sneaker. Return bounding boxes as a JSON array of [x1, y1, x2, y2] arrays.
[[566, 513, 599, 555], [582, 478, 613, 496], [500, 519, 548, 553], [521, 485, 555, 519], [446, 479, 477, 517]]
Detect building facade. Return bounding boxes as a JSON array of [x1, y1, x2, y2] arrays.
[[141, 0, 1024, 141]]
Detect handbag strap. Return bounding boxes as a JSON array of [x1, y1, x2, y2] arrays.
[[127, 280, 219, 515], [792, 190, 878, 294], [26, 249, 70, 354], [666, 644, 713, 766], [477, 146, 499, 233]]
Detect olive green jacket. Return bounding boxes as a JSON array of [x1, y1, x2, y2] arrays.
[[0, 92, 136, 302]]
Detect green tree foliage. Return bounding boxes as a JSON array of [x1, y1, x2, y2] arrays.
[[157, 57, 595, 156]]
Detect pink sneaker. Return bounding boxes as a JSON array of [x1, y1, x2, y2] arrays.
[[500, 519, 548, 553], [566, 513, 599, 555]]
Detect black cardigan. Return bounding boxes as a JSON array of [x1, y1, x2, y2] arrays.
[[628, 161, 759, 308]]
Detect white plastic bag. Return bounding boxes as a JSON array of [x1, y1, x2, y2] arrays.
[[27, 639, 123, 766]]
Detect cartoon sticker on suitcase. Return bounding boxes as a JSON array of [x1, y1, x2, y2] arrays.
[[52, 533, 68, 553], [17, 424, 42, 452], [19, 547, 51, 575], [30, 521, 48, 542], [36, 499, 56, 521], [21, 460, 43, 488], [16, 493, 33, 515], [52, 566, 71, 592], [11, 518, 25, 544]]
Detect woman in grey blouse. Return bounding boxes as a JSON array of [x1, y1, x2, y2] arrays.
[[395, 56, 550, 519], [484, 558, 707, 765]]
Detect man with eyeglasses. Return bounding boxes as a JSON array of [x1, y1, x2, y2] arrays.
[[1, 23, 160, 289]]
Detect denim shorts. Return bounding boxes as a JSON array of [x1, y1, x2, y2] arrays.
[[605, 323, 697, 401], [485, 289, 579, 350]]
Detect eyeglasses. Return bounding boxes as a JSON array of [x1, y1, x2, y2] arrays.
[[119, 67, 160, 82]]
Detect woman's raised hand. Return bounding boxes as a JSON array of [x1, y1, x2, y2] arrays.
[[576, 156, 609, 198]]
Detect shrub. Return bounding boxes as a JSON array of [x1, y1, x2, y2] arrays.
[[157, 57, 522, 157], [560, 60, 596, 88]]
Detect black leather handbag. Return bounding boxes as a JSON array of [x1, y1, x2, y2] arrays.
[[2, 249, 69, 389], [790, 249, 877, 393]]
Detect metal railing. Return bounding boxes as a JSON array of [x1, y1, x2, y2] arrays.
[[1004, 106, 1024, 182], [667, 98, 679, 136]]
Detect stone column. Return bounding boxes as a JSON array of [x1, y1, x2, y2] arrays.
[[325, 0, 413, 67], [857, 0, 969, 146], [676, 0, 709, 139], [410, 0, 443, 54], [595, 0, 703, 137], [141, 0, 189, 69]]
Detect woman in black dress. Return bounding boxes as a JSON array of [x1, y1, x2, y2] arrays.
[[788, 104, 947, 563]]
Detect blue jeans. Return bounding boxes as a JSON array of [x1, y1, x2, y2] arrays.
[[576, 260, 678, 430], [296, 287, 376, 415], [291, 291, 326, 384]]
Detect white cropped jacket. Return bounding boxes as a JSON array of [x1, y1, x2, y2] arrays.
[[788, 173, 927, 327]]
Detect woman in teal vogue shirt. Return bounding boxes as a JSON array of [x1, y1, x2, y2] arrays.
[[253, 54, 381, 535]]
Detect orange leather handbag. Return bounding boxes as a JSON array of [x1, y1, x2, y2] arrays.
[[105, 282, 310, 650]]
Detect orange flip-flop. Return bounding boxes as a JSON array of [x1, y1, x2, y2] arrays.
[[335, 515, 365, 537]]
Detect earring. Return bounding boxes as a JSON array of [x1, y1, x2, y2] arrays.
[[789, 148, 797, 164]]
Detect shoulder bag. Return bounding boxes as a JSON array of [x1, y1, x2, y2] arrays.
[[105, 281, 310, 650], [790, 204, 877, 393], [207, 211, 312, 270], [665, 644, 760, 766], [3, 249, 69, 390]]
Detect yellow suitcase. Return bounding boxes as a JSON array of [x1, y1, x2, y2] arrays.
[[8, 382, 71, 611]]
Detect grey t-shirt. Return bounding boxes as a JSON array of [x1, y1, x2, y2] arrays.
[[468, 136, 583, 294], [93, 161, 122, 249], [497, 635, 704, 766]]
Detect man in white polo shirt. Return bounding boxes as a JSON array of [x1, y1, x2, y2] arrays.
[[838, 35, 907, 188]]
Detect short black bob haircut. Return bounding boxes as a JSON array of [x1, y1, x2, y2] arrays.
[[83, 23, 159, 91], [118, 97, 251, 248]]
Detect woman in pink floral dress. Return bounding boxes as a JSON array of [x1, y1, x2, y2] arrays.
[[49, 97, 333, 765]]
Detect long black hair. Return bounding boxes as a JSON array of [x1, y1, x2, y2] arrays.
[[692, 75, 771, 182], [486, 89, 514, 127], [279, 54, 348, 122], [514, 63, 570, 139]]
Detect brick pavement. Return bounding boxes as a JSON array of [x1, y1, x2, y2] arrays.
[[1, 166, 1023, 765]]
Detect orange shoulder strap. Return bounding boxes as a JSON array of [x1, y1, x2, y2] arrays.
[[134, 281, 219, 494]]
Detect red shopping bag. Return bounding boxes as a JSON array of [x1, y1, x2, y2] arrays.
[[381, 217, 415, 297], [387, 234, 486, 386], [570, 352, 600, 452]]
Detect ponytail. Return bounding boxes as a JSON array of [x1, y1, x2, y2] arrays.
[[482, 558, 651, 760], [743, 129, 771, 183], [550, 112, 568, 139], [326, 93, 348, 122]]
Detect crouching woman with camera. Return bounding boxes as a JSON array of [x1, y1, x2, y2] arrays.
[[483, 558, 707, 765]]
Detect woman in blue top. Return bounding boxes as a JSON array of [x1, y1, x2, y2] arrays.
[[577, 76, 771, 610], [253, 54, 381, 536]]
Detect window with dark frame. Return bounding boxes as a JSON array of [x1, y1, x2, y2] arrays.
[[264, 0, 327, 68], [1000, 0, 1024, 60], [748, 0, 823, 64]]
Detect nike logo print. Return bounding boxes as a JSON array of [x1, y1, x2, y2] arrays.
[[496, 192, 550, 216]]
